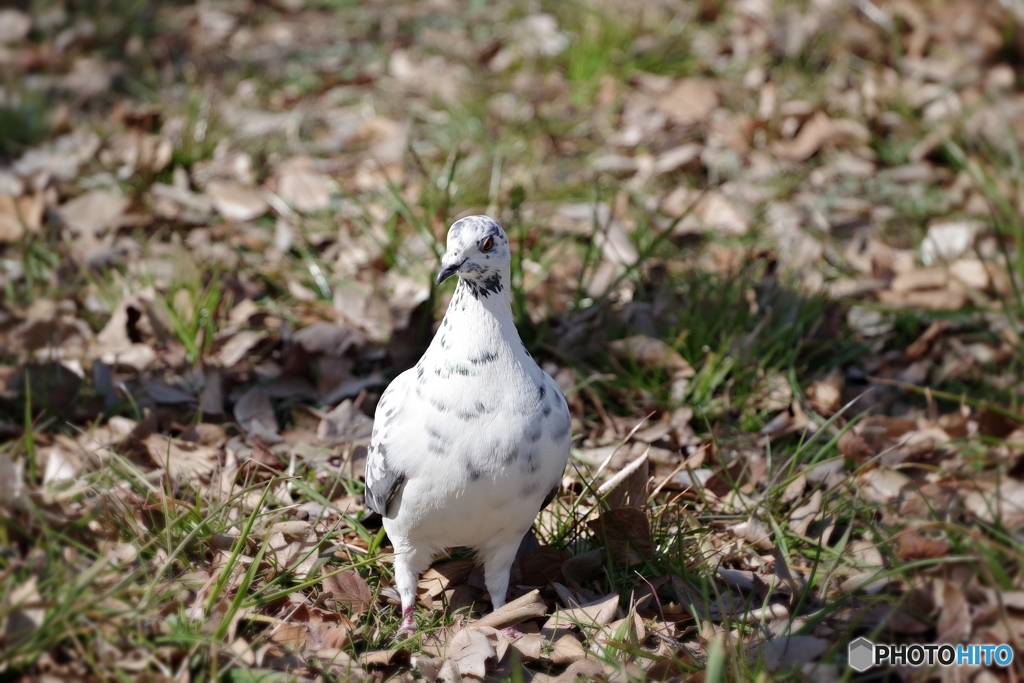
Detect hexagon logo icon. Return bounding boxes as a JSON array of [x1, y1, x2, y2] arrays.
[[848, 637, 875, 672]]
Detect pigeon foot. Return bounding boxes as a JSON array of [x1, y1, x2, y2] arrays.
[[397, 606, 417, 637]]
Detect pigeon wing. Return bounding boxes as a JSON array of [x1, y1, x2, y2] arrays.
[[364, 374, 409, 517]]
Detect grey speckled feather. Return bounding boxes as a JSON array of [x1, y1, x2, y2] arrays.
[[363, 215, 572, 635], [363, 383, 405, 516]]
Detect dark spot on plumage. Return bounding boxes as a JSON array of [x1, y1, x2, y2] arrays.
[[416, 365, 424, 381], [480, 272, 502, 296], [470, 350, 498, 365], [385, 406, 395, 417], [542, 402, 551, 417], [520, 481, 538, 497], [460, 452, 484, 481], [456, 410, 481, 421], [537, 384, 546, 401], [493, 439, 517, 464], [426, 426, 449, 454], [463, 272, 503, 300], [429, 396, 450, 413], [447, 362, 469, 376], [527, 460, 540, 474], [383, 409, 401, 428], [527, 419, 543, 443], [475, 400, 486, 414]]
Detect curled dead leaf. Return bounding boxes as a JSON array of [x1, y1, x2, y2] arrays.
[[773, 111, 870, 161], [544, 593, 619, 633], [731, 514, 774, 550], [447, 627, 496, 679], [472, 590, 547, 631]]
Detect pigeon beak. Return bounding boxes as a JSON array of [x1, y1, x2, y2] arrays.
[[435, 258, 464, 286]]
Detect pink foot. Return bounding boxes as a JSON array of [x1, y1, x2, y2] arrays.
[[500, 627, 524, 639], [397, 606, 417, 637]]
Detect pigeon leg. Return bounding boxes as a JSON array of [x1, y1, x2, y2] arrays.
[[393, 545, 433, 637], [482, 541, 520, 611]]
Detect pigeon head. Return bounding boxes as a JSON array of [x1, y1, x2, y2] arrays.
[[435, 215, 511, 288]]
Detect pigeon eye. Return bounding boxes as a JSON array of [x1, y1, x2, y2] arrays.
[[480, 237, 494, 253]]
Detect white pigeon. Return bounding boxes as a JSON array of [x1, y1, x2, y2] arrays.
[[363, 215, 572, 635]]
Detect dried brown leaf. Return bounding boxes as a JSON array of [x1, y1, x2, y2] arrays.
[[657, 78, 719, 125], [978, 409, 1020, 439], [143, 434, 219, 479], [304, 620, 354, 657], [419, 559, 475, 599], [214, 330, 266, 368], [447, 627, 496, 679], [936, 580, 971, 642], [561, 549, 604, 586], [5, 576, 44, 648], [731, 514, 774, 550], [746, 635, 829, 672], [806, 369, 842, 415], [0, 193, 25, 242], [837, 429, 874, 462], [0, 9, 31, 44], [317, 399, 374, 444], [597, 447, 649, 509], [544, 593, 619, 633], [519, 545, 566, 587], [893, 531, 950, 561], [233, 386, 278, 435], [472, 589, 547, 631], [861, 467, 910, 504], [774, 111, 870, 161], [588, 506, 653, 566], [322, 569, 373, 614], [270, 622, 306, 651], [58, 189, 130, 236], [206, 180, 268, 222], [607, 335, 694, 378], [273, 156, 336, 213], [789, 489, 821, 537]]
